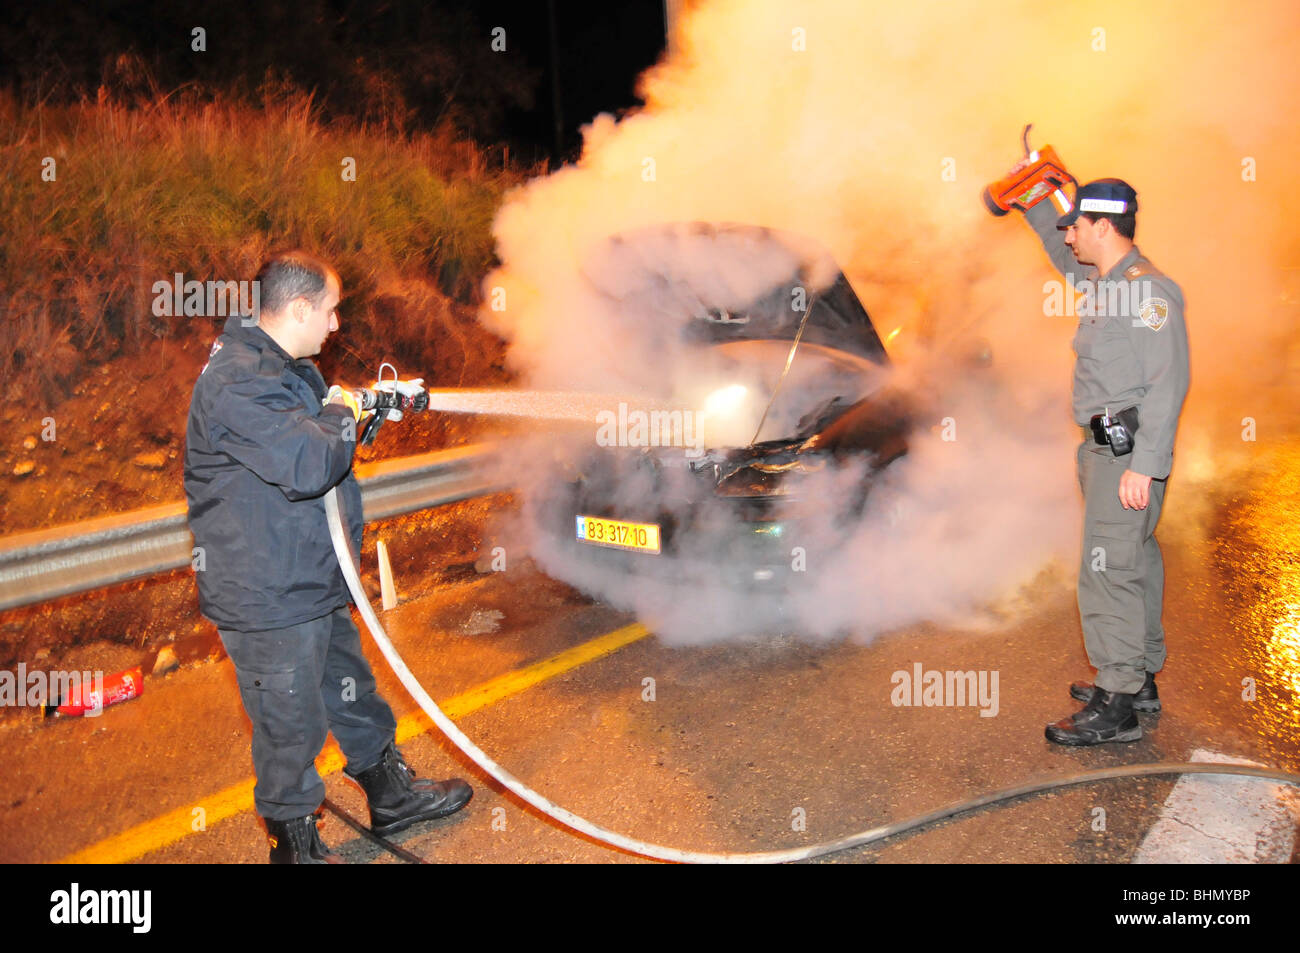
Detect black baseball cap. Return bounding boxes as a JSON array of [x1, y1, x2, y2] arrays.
[[1056, 178, 1139, 228]]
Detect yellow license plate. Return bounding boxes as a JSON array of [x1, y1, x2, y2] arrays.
[[576, 515, 661, 554]]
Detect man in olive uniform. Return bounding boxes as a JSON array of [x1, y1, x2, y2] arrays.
[[1019, 178, 1190, 745]]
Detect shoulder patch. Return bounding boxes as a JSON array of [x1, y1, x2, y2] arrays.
[[1123, 258, 1163, 280], [1139, 297, 1169, 331]]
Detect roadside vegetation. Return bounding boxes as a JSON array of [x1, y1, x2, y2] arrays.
[[0, 87, 530, 402]]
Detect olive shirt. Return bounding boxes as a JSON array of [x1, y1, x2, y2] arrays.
[[1024, 200, 1190, 479]]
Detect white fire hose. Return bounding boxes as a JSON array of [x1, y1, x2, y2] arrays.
[[325, 486, 1300, 864]]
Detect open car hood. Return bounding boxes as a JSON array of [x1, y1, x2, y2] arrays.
[[583, 222, 891, 366], [575, 223, 910, 501]]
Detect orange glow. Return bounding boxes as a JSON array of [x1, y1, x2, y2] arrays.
[[1229, 448, 1300, 730]]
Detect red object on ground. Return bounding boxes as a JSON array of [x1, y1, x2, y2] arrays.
[[52, 666, 144, 717]]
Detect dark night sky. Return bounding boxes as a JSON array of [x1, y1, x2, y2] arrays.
[[492, 0, 668, 159], [0, 0, 669, 162]]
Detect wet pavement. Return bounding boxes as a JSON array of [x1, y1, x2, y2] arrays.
[[0, 438, 1297, 865]]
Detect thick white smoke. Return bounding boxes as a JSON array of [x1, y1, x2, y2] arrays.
[[480, 0, 1300, 643]]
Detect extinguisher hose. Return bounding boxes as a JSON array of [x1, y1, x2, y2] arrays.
[[324, 487, 1300, 863]]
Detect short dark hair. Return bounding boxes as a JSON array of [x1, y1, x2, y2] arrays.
[[1080, 210, 1136, 240], [254, 251, 338, 317]]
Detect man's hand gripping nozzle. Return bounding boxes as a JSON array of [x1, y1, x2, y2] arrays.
[[324, 362, 428, 445]]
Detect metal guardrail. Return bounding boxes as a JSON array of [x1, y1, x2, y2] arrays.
[[0, 443, 507, 612]]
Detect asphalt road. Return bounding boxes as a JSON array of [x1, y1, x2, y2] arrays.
[[1, 439, 1297, 867]]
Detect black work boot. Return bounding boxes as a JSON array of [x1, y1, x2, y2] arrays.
[[1045, 688, 1142, 746], [266, 811, 343, 864], [347, 743, 473, 837], [1070, 671, 1160, 712], [388, 745, 451, 795]]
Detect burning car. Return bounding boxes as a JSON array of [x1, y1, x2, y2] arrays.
[[540, 222, 919, 603]]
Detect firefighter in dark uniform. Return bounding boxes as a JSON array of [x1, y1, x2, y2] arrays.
[[185, 251, 472, 861], [1019, 179, 1190, 745]]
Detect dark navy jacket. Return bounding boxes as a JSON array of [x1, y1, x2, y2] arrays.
[[184, 314, 365, 631]]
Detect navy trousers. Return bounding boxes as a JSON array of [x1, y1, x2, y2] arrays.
[[219, 607, 398, 820]]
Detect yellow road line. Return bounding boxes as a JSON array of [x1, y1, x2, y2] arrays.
[[59, 622, 651, 864]]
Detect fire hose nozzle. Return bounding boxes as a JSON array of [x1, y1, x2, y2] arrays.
[[352, 387, 429, 445], [357, 387, 430, 414]]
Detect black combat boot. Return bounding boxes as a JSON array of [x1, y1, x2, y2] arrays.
[[266, 811, 343, 864], [1070, 671, 1160, 712], [347, 743, 473, 837], [1045, 688, 1142, 746], [388, 744, 451, 795]]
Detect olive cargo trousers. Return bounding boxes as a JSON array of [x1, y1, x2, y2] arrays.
[[1076, 440, 1169, 695]]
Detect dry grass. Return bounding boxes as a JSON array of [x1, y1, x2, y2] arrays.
[[0, 88, 531, 400]]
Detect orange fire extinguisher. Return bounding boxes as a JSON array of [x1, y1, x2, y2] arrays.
[[982, 124, 1076, 217]]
